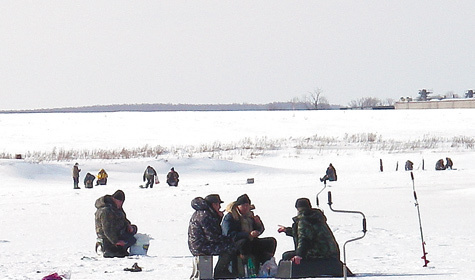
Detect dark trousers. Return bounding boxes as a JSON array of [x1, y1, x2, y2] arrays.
[[100, 225, 137, 258], [237, 237, 277, 265], [145, 177, 154, 188], [73, 177, 79, 189], [282, 250, 297, 261], [214, 251, 238, 278]]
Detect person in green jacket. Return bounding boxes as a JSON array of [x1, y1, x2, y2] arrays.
[[278, 198, 340, 264]]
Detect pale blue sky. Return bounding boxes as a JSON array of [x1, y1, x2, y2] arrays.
[[2, 1, 475, 110]]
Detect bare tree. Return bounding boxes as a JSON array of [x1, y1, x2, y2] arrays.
[[348, 97, 381, 109], [317, 96, 330, 109], [380, 98, 395, 106], [306, 88, 324, 109]]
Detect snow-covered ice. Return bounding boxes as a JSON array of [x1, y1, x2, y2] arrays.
[[0, 109, 474, 279]]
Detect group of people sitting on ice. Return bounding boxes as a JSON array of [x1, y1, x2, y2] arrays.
[[436, 157, 453, 170], [93, 188, 347, 278], [73, 163, 179, 189], [188, 192, 347, 279], [405, 157, 453, 171], [72, 163, 109, 189]]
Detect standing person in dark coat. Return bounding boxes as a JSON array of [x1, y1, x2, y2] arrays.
[[84, 172, 96, 188], [320, 163, 337, 183], [278, 198, 340, 264], [95, 190, 137, 258], [188, 194, 237, 278], [72, 163, 81, 189], [222, 194, 277, 269], [166, 167, 180, 186], [143, 166, 157, 188]]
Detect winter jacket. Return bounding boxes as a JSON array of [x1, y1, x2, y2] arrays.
[[72, 165, 80, 178], [222, 202, 265, 242], [143, 167, 156, 181], [84, 173, 95, 185], [435, 159, 446, 170], [95, 195, 132, 244], [326, 165, 337, 181], [167, 170, 179, 184], [97, 169, 108, 180], [284, 208, 340, 260], [188, 197, 235, 256]]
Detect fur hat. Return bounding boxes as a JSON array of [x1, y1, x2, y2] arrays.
[[236, 194, 251, 205], [295, 198, 311, 209], [205, 194, 223, 204], [112, 190, 125, 201]]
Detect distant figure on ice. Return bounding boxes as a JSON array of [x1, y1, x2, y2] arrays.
[[320, 163, 337, 183], [445, 157, 453, 170], [166, 167, 180, 187], [95, 190, 137, 258], [96, 169, 108, 185], [188, 194, 237, 279], [435, 159, 446, 170], [405, 160, 414, 171], [143, 166, 157, 188], [277, 198, 351, 277], [84, 172, 96, 188], [72, 163, 81, 189]]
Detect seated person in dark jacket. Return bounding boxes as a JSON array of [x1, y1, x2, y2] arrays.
[[166, 167, 180, 186], [222, 194, 277, 271], [94, 190, 137, 258], [405, 160, 414, 171], [320, 163, 337, 183], [435, 159, 446, 170], [188, 194, 237, 278], [278, 198, 340, 263], [84, 172, 95, 188]]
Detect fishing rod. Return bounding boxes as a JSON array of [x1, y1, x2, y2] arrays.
[[410, 172, 430, 267]]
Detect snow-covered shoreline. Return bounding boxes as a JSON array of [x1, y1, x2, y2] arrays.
[[1, 110, 474, 279]]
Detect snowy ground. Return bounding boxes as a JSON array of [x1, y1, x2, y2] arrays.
[[0, 109, 474, 280]]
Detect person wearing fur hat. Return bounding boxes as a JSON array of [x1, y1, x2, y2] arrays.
[[222, 194, 277, 272], [188, 194, 237, 278], [278, 198, 340, 264], [95, 190, 137, 258]]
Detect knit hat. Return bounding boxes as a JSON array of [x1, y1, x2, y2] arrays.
[[295, 198, 311, 209], [112, 190, 125, 201], [205, 194, 224, 204], [236, 194, 251, 205]]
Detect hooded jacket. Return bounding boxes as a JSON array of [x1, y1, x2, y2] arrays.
[[95, 195, 131, 244], [188, 197, 234, 256], [286, 208, 340, 260]]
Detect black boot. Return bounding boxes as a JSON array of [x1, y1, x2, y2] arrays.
[[214, 253, 238, 279]]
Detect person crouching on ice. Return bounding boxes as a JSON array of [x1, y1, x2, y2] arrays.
[[95, 190, 137, 258], [278, 198, 340, 264]]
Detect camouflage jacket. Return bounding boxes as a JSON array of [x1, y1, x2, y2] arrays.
[[188, 197, 235, 256], [285, 208, 340, 260], [95, 195, 131, 244]]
